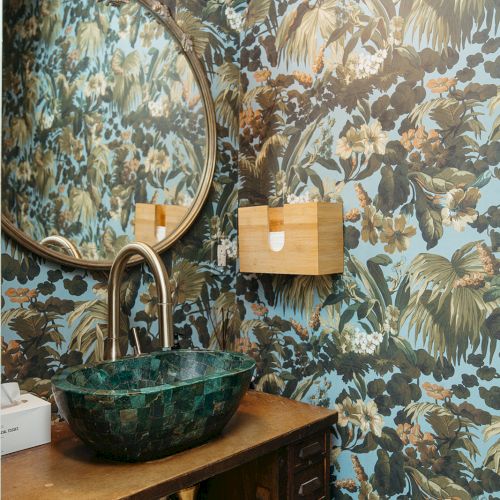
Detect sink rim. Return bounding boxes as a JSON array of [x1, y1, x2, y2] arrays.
[[52, 349, 255, 397]]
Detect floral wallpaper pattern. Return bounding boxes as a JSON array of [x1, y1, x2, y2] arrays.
[[2, 0, 206, 260], [2, 0, 500, 499], [237, 0, 500, 498], [2, 0, 241, 411]]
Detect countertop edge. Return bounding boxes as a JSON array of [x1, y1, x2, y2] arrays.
[[128, 410, 338, 499], [2, 391, 338, 500]]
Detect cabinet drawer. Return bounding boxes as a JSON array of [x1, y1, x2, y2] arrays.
[[290, 432, 326, 470], [291, 461, 326, 500]]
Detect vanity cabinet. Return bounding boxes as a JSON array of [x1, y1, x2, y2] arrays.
[[289, 431, 330, 499], [2, 391, 337, 500], [205, 428, 330, 499]]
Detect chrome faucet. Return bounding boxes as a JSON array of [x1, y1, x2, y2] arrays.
[[40, 235, 82, 259], [104, 242, 174, 361]]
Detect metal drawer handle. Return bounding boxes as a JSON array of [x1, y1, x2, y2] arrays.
[[298, 441, 322, 460], [298, 477, 321, 496]]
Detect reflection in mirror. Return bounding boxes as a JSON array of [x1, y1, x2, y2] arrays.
[[40, 235, 82, 258], [2, 0, 207, 262], [135, 203, 188, 246]]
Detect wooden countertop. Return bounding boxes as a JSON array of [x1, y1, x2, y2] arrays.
[[2, 391, 337, 500]]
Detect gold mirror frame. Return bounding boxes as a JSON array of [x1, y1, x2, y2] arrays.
[[1, 0, 217, 270]]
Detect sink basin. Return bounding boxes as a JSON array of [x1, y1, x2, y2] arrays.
[[52, 349, 255, 461]]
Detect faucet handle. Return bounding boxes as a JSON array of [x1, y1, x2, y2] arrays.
[[129, 327, 143, 356]]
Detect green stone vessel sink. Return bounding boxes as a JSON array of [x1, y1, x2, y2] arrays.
[[52, 350, 255, 462]]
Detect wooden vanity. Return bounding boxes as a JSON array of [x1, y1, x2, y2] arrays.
[[2, 391, 337, 500]]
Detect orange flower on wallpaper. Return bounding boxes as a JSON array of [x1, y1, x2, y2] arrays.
[[397, 423, 434, 446], [397, 423, 412, 444], [401, 126, 441, 152], [412, 126, 427, 149], [1, 338, 24, 379], [422, 382, 452, 400], [400, 129, 416, 150], [254, 69, 271, 82], [344, 208, 361, 223], [427, 77, 457, 93], [240, 107, 262, 127], [409, 424, 434, 446], [251, 303, 268, 316], [427, 129, 440, 149], [233, 337, 258, 355], [291, 319, 308, 340], [5, 287, 38, 303], [354, 183, 372, 208], [292, 71, 312, 88], [312, 46, 325, 74]]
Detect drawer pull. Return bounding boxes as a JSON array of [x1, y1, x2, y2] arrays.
[[298, 477, 321, 496], [298, 441, 322, 460]]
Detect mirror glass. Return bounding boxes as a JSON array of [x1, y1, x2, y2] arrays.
[[2, 0, 210, 263]]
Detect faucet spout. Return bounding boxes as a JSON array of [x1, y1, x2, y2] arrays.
[[104, 242, 174, 361]]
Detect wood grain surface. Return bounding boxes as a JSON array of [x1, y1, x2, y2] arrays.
[[238, 202, 344, 275], [2, 391, 337, 500]]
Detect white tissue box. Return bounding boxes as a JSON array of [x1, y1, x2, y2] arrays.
[[1, 393, 51, 455]]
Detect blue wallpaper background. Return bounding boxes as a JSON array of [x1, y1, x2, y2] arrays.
[[2, 1, 500, 498]]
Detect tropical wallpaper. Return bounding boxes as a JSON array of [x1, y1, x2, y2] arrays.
[[2, 0, 206, 260], [2, 0, 500, 499]]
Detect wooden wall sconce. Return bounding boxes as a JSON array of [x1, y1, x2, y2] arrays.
[[238, 202, 344, 275], [135, 203, 188, 246]]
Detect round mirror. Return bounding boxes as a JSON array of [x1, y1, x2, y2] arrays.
[[2, 0, 216, 269]]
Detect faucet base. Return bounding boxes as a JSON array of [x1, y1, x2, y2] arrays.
[[104, 338, 121, 362]]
